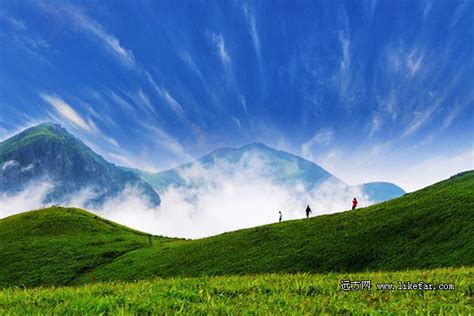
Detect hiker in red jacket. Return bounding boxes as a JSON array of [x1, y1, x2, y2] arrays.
[[352, 197, 358, 210]]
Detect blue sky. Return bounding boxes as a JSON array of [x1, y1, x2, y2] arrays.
[[0, 0, 473, 191]]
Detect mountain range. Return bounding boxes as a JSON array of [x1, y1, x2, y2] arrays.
[[125, 142, 405, 204], [0, 123, 405, 209]]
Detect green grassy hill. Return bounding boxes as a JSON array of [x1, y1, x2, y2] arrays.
[[0, 171, 473, 288], [0, 208, 172, 287]]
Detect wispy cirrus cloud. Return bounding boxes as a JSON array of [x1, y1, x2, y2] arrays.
[[142, 122, 194, 164], [40, 93, 96, 132], [208, 32, 231, 68], [0, 11, 27, 30], [406, 50, 424, 77], [242, 3, 262, 71], [39, 2, 135, 68], [301, 129, 335, 161], [179, 50, 203, 79], [449, 0, 470, 28], [137, 89, 156, 115], [178, 50, 220, 108], [368, 114, 383, 137], [386, 45, 426, 78], [0, 10, 52, 65], [146, 72, 186, 119], [106, 89, 136, 114]]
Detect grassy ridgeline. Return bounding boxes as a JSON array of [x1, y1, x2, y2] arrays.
[[0, 171, 473, 288], [1, 268, 472, 314]]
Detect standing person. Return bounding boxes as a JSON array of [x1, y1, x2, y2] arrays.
[[352, 197, 358, 210], [279, 211, 283, 222], [305, 205, 312, 218]]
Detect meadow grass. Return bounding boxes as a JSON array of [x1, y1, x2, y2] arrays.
[[0, 267, 472, 314]]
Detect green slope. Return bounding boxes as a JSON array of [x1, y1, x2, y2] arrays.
[[0, 207, 172, 287], [0, 171, 473, 288], [76, 170, 473, 284]]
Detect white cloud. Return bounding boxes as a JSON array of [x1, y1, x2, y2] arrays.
[[335, 29, 353, 104], [102, 154, 372, 238], [302, 129, 335, 160], [369, 114, 383, 137], [39, 3, 135, 67], [142, 123, 193, 163], [402, 95, 444, 138], [1, 160, 19, 171], [178, 50, 221, 108], [0, 15, 51, 65], [313, 141, 473, 193], [69, 10, 134, 67], [449, 0, 469, 28], [338, 31, 350, 74], [391, 149, 474, 192], [240, 95, 248, 113], [134, 89, 156, 115], [161, 90, 184, 117], [80, 99, 118, 128], [209, 33, 231, 68], [385, 45, 425, 78], [107, 89, 136, 114], [0, 180, 53, 219], [231, 116, 241, 129], [179, 50, 203, 79], [146, 72, 186, 119], [407, 50, 424, 76], [422, 1, 432, 20], [242, 4, 262, 68], [441, 98, 473, 131], [0, 153, 374, 238], [0, 11, 27, 30], [40, 93, 95, 132], [103, 135, 120, 148], [381, 92, 398, 121]]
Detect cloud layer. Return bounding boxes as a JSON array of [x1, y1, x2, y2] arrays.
[[0, 155, 371, 238]]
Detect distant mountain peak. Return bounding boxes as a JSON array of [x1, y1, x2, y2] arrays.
[[0, 123, 161, 207], [35, 121, 62, 128], [241, 142, 271, 150], [26, 122, 64, 132], [11, 122, 73, 143]]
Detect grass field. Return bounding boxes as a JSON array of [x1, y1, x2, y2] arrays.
[[1, 267, 472, 314]]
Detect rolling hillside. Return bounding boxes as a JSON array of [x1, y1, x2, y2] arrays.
[[0, 171, 472, 288], [0, 207, 171, 287]]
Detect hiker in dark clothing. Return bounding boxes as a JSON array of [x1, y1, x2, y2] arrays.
[[279, 211, 283, 222], [352, 197, 358, 210], [305, 205, 312, 218]]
